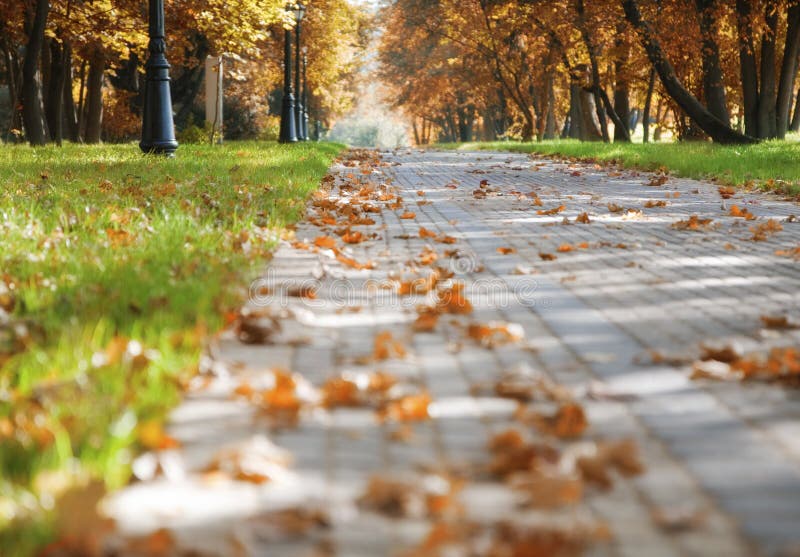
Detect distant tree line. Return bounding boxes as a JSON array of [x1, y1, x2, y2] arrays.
[[379, 0, 800, 144], [1, 0, 369, 146]]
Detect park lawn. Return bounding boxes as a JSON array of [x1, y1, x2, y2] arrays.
[[0, 140, 344, 553], [438, 139, 800, 195]]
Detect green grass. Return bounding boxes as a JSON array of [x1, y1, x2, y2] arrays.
[[436, 139, 800, 194], [0, 141, 344, 553]]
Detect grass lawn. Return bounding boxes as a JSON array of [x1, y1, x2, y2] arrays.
[[438, 139, 800, 195], [0, 140, 344, 553]]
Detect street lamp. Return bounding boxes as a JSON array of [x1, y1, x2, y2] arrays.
[[140, 0, 178, 156], [302, 47, 310, 141], [294, 3, 306, 141], [279, 3, 305, 143]]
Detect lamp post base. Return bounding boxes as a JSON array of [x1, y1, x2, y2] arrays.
[[279, 94, 298, 143]]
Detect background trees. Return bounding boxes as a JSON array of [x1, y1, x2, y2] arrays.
[[0, 0, 370, 145], [378, 0, 800, 145]]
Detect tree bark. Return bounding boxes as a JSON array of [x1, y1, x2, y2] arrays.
[[568, 82, 584, 139], [45, 40, 65, 145], [621, 0, 757, 144], [1, 38, 22, 140], [575, 0, 610, 142], [776, 3, 800, 138], [83, 49, 105, 144], [736, 0, 759, 137], [545, 72, 557, 140], [757, 4, 778, 139], [613, 28, 632, 141], [21, 0, 50, 145], [791, 87, 800, 132], [643, 68, 656, 143], [695, 0, 730, 125], [62, 43, 80, 142]]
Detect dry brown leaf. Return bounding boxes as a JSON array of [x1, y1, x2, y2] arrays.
[[342, 229, 366, 244], [466, 322, 523, 348], [729, 205, 756, 220], [378, 392, 431, 423], [671, 215, 715, 231], [50, 480, 116, 556], [531, 403, 588, 439], [436, 283, 473, 315], [413, 309, 440, 333], [374, 330, 407, 361], [750, 219, 783, 241], [313, 235, 337, 249], [497, 247, 517, 255], [321, 376, 362, 408], [760, 315, 799, 329], [537, 205, 566, 216]]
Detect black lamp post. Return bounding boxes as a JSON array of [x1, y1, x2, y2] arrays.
[[293, 3, 306, 141], [140, 0, 178, 156], [302, 48, 310, 141], [279, 3, 305, 143]]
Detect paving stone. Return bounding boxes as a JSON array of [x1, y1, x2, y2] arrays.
[[108, 149, 800, 556]]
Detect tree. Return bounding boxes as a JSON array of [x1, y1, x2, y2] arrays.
[[21, 0, 50, 145], [621, 0, 757, 144]]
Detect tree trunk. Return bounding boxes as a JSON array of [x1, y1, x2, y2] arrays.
[[613, 29, 632, 141], [62, 44, 80, 142], [83, 49, 105, 144], [776, 3, 800, 138], [21, 0, 50, 145], [791, 87, 800, 132], [643, 68, 656, 142], [545, 73, 557, 140], [575, 0, 610, 142], [736, 0, 759, 137], [757, 4, 778, 139], [579, 87, 603, 141], [45, 40, 65, 145], [621, 0, 757, 144], [568, 82, 584, 139], [695, 0, 730, 125], [1, 38, 22, 140]]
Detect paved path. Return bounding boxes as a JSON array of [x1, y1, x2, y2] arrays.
[[110, 149, 800, 557]]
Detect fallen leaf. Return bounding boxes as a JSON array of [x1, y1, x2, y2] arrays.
[[436, 283, 473, 314], [671, 215, 715, 231], [314, 235, 337, 249], [531, 403, 588, 439], [537, 205, 566, 216], [378, 392, 431, 423]]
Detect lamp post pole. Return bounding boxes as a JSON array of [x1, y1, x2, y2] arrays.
[[294, 15, 304, 141], [140, 0, 178, 155], [302, 51, 310, 141], [278, 25, 297, 143]]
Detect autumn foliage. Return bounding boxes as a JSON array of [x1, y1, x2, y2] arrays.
[[379, 0, 800, 144]]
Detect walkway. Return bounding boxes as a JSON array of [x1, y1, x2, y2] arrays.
[[109, 149, 800, 557]]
